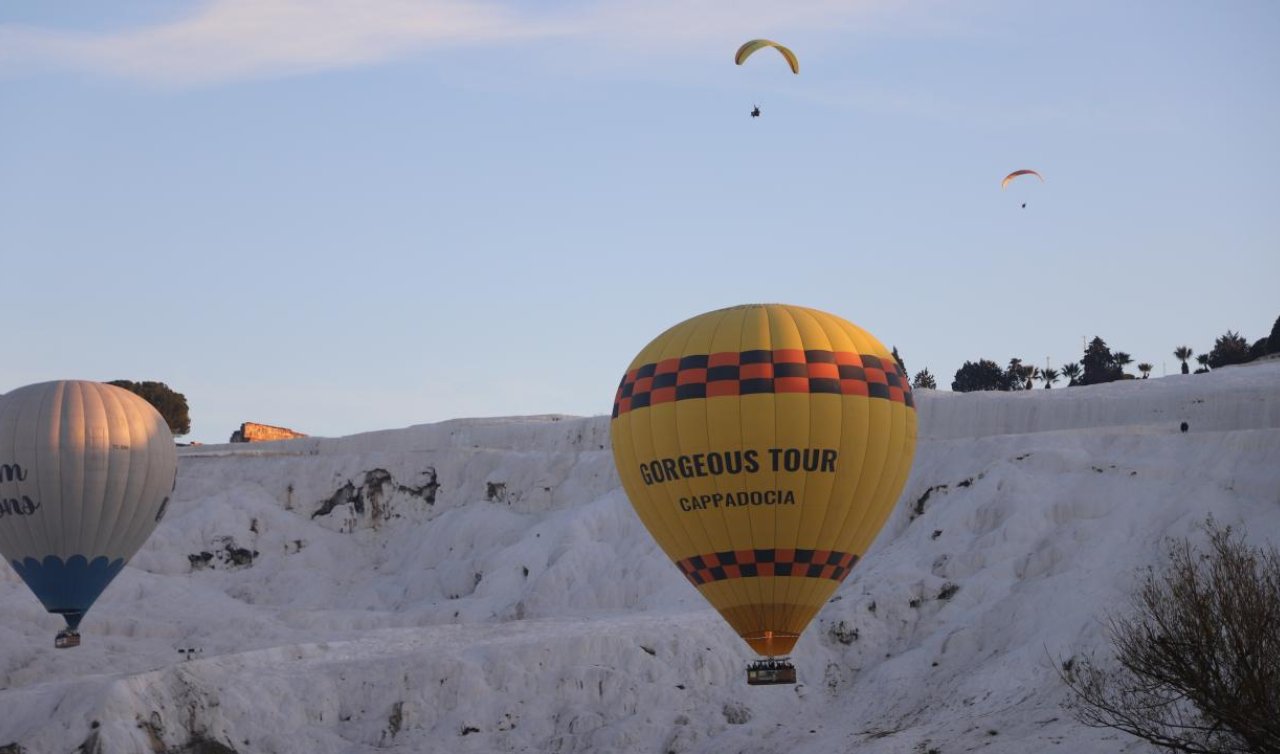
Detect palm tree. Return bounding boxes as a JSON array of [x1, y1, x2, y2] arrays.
[[1005, 358, 1034, 391], [1041, 367, 1060, 389], [1173, 345, 1193, 375], [1113, 351, 1134, 376], [1061, 362, 1082, 386], [1024, 365, 1041, 390], [1195, 354, 1211, 373], [1137, 363, 1153, 379]]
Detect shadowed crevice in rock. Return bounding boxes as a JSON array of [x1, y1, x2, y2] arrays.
[[313, 468, 442, 522]]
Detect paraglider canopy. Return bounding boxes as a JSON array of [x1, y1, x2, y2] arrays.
[[1001, 169, 1044, 189], [735, 39, 799, 74]]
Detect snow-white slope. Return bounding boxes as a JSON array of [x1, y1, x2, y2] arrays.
[[1, 365, 1277, 754]]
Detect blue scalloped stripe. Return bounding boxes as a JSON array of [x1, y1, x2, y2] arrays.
[[10, 555, 125, 630]]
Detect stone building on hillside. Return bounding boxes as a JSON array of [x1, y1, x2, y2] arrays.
[[230, 422, 307, 443]]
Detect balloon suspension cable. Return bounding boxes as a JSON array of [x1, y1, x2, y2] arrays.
[[55, 629, 81, 649], [746, 657, 796, 686]]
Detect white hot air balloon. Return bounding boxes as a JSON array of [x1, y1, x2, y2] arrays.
[[0, 380, 177, 648]]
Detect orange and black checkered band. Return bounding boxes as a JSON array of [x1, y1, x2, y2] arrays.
[[676, 548, 859, 586], [612, 350, 913, 418]]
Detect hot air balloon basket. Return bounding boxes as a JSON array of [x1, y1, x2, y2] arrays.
[[746, 658, 796, 685], [54, 629, 81, 649]]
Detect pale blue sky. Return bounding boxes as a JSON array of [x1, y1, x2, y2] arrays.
[[3, 1, 1277, 443]]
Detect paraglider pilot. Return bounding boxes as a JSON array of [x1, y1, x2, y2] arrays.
[[751, 105, 760, 118]]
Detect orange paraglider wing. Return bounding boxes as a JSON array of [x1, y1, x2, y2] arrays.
[[1001, 169, 1044, 189]]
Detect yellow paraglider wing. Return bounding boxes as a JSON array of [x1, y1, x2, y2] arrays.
[[1001, 169, 1044, 189], [735, 39, 799, 74], [610, 304, 916, 658]]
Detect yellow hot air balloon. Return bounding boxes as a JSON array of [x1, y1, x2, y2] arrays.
[[610, 304, 916, 684], [735, 39, 799, 74]]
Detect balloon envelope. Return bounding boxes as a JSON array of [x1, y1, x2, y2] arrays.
[[0, 380, 177, 633], [610, 304, 916, 657]]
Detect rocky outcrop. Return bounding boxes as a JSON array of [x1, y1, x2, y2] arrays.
[[229, 422, 307, 443]]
